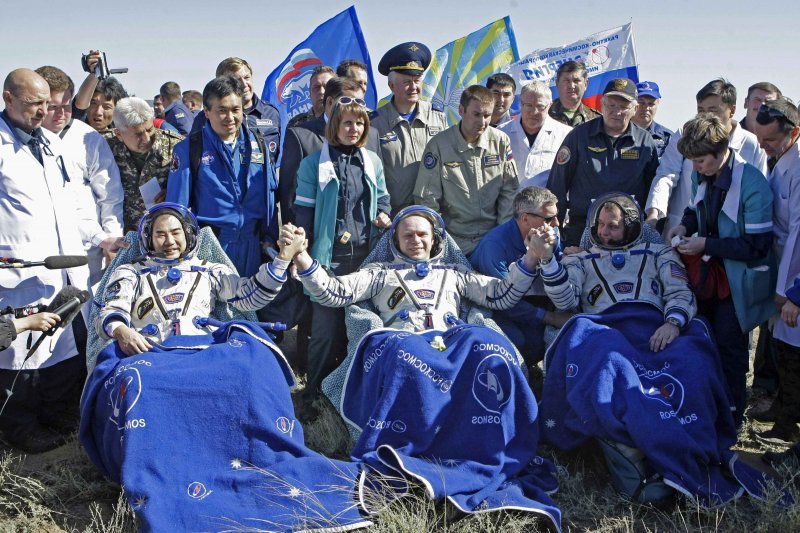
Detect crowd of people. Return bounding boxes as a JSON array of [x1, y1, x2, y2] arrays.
[[0, 39, 798, 505]]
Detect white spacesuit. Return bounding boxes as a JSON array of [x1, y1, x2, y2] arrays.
[[296, 206, 537, 332], [540, 193, 696, 326], [97, 203, 286, 343]]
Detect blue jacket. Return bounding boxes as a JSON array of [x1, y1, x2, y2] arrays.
[[688, 151, 775, 331], [294, 142, 387, 267], [166, 122, 278, 277], [164, 100, 194, 136], [471, 217, 562, 291], [190, 96, 281, 165]]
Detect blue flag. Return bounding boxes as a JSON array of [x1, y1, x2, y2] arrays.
[[262, 6, 375, 150]]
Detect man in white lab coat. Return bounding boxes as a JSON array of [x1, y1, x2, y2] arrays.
[[0, 68, 126, 453]]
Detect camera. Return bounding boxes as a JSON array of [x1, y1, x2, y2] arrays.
[[81, 51, 128, 80]]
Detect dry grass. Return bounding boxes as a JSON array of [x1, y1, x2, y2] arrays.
[[2, 329, 799, 532]]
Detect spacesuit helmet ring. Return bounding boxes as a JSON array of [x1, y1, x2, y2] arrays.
[[138, 202, 200, 263], [388, 205, 446, 263], [587, 192, 643, 250]]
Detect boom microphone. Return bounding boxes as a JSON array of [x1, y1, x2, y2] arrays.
[[26, 287, 90, 358], [0, 255, 89, 269], [44, 256, 89, 269]]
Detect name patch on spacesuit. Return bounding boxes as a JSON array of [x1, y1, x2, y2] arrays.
[[587, 284, 603, 305], [163, 293, 185, 304], [387, 287, 406, 309], [136, 297, 154, 320], [613, 282, 634, 294], [414, 289, 435, 300]]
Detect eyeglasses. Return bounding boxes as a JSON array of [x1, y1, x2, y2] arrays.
[[757, 103, 798, 127], [525, 212, 558, 224], [337, 96, 366, 107]]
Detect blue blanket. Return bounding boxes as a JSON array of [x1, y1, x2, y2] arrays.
[[342, 325, 561, 530], [80, 321, 370, 532], [540, 302, 787, 506]]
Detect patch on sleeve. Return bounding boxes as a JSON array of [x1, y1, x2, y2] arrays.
[[105, 280, 122, 300], [506, 147, 513, 161], [170, 153, 180, 171], [200, 151, 214, 165], [651, 280, 661, 295], [423, 152, 438, 169], [268, 141, 277, 153], [175, 112, 185, 119], [556, 146, 571, 165], [670, 262, 689, 281], [587, 284, 603, 305]]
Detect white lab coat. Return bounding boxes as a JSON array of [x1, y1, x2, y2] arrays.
[[61, 119, 123, 282], [770, 142, 800, 346], [0, 117, 103, 369], [499, 115, 572, 181]]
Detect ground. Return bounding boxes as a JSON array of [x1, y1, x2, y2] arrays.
[[1, 327, 798, 532]]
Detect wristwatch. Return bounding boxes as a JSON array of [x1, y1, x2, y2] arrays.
[[665, 316, 682, 328]]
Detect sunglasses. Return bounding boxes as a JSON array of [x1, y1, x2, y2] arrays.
[[757, 103, 798, 127], [337, 96, 366, 107], [526, 212, 558, 224]]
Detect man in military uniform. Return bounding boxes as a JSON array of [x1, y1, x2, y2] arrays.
[[105, 97, 183, 233], [286, 65, 335, 128], [160, 81, 193, 135], [632, 81, 673, 159], [371, 42, 447, 214], [414, 85, 518, 256], [547, 78, 660, 246], [191, 57, 281, 166], [548, 61, 600, 127]]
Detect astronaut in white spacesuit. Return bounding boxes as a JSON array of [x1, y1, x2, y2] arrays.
[[529, 192, 697, 352], [281, 206, 541, 331], [97, 203, 301, 355]]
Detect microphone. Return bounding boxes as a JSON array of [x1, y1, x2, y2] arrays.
[[0, 255, 88, 269], [26, 287, 90, 358], [0, 303, 47, 318]]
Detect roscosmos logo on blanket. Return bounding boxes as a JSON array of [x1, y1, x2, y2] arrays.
[[105, 360, 149, 431], [472, 354, 513, 424]]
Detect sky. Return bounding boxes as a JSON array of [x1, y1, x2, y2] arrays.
[[4, 0, 797, 131]]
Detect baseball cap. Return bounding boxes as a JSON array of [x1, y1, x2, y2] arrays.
[[636, 81, 661, 99], [603, 78, 637, 102]]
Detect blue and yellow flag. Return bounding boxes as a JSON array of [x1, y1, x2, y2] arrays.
[[420, 17, 519, 125]]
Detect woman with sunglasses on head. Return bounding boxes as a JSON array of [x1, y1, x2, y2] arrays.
[[294, 96, 391, 407]]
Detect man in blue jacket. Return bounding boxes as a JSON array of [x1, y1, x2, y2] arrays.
[[166, 76, 277, 278], [471, 186, 570, 369]]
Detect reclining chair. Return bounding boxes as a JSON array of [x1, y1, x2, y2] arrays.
[[320, 229, 523, 439], [86, 228, 257, 370]]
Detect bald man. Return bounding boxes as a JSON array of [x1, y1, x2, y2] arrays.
[[0, 69, 126, 453]]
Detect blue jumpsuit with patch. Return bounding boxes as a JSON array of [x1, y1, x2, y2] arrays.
[[166, 122, 278, 277]]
